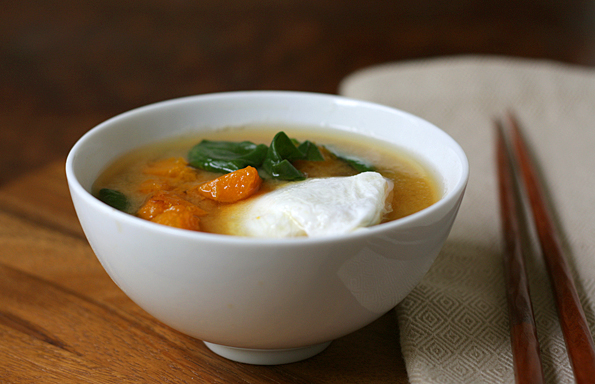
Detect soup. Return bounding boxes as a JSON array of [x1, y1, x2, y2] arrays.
[[92, 125, 439, 237]]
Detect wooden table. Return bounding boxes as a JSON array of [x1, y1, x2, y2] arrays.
[[3, 1, 595, 382], [0, 160, 408, 383]]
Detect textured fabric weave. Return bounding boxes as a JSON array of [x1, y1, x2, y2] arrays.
[[340, 56, 595, 383]]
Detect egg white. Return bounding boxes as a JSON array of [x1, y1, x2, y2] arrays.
[[222, 172, 393, 238]]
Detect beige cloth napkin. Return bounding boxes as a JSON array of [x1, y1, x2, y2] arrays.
[[339, 56, 595, 383]]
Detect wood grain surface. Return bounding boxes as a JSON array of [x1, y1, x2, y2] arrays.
[[0, 161, 408, 383], [2, 1, 595, 382]]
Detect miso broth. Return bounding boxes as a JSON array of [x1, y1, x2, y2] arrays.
[[93, 125, 440, 236]]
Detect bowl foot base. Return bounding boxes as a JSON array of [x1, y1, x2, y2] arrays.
[[203, 341, 332, 365]]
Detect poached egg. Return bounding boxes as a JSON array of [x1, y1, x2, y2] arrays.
[[224, 172, 393, 238]]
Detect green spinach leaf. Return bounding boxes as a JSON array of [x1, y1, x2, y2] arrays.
[[262, 132, 323, 180], [98, 188, 130, 212], [187, 140, 268, 173], [187, 132, 324, 180], [324, 146, 375, 173]]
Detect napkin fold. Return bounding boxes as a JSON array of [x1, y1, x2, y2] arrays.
[[340, 56, 595, 383]]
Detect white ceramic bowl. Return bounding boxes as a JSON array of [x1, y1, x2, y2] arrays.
[[66, 91, 468, 365]]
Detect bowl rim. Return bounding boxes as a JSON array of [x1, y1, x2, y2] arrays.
[[65, 90, 469, 245]]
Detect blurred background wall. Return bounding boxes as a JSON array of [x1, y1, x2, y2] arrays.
[[2, 0, 595, 184]]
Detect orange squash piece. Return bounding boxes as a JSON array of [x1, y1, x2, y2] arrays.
[[197, 166, 262, 203], [137, 192, 206, 231]]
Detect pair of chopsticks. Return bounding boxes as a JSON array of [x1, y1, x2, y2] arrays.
[[495, 113, 595, 384]]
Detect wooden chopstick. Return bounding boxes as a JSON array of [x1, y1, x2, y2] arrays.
[[506, 112, 595, 384], [495, 119, 545, 384]]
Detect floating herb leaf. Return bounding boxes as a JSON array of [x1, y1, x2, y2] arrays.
[[295, 140, 325, 162], [262, 132, 324, 180], [187, 140, 268, 173], [325, 146, 375, 173], [98, 188, 130, 212], [187, 132, 324, 181]]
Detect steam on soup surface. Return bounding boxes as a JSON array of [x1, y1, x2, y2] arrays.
[[93, 125, 440, 237]]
